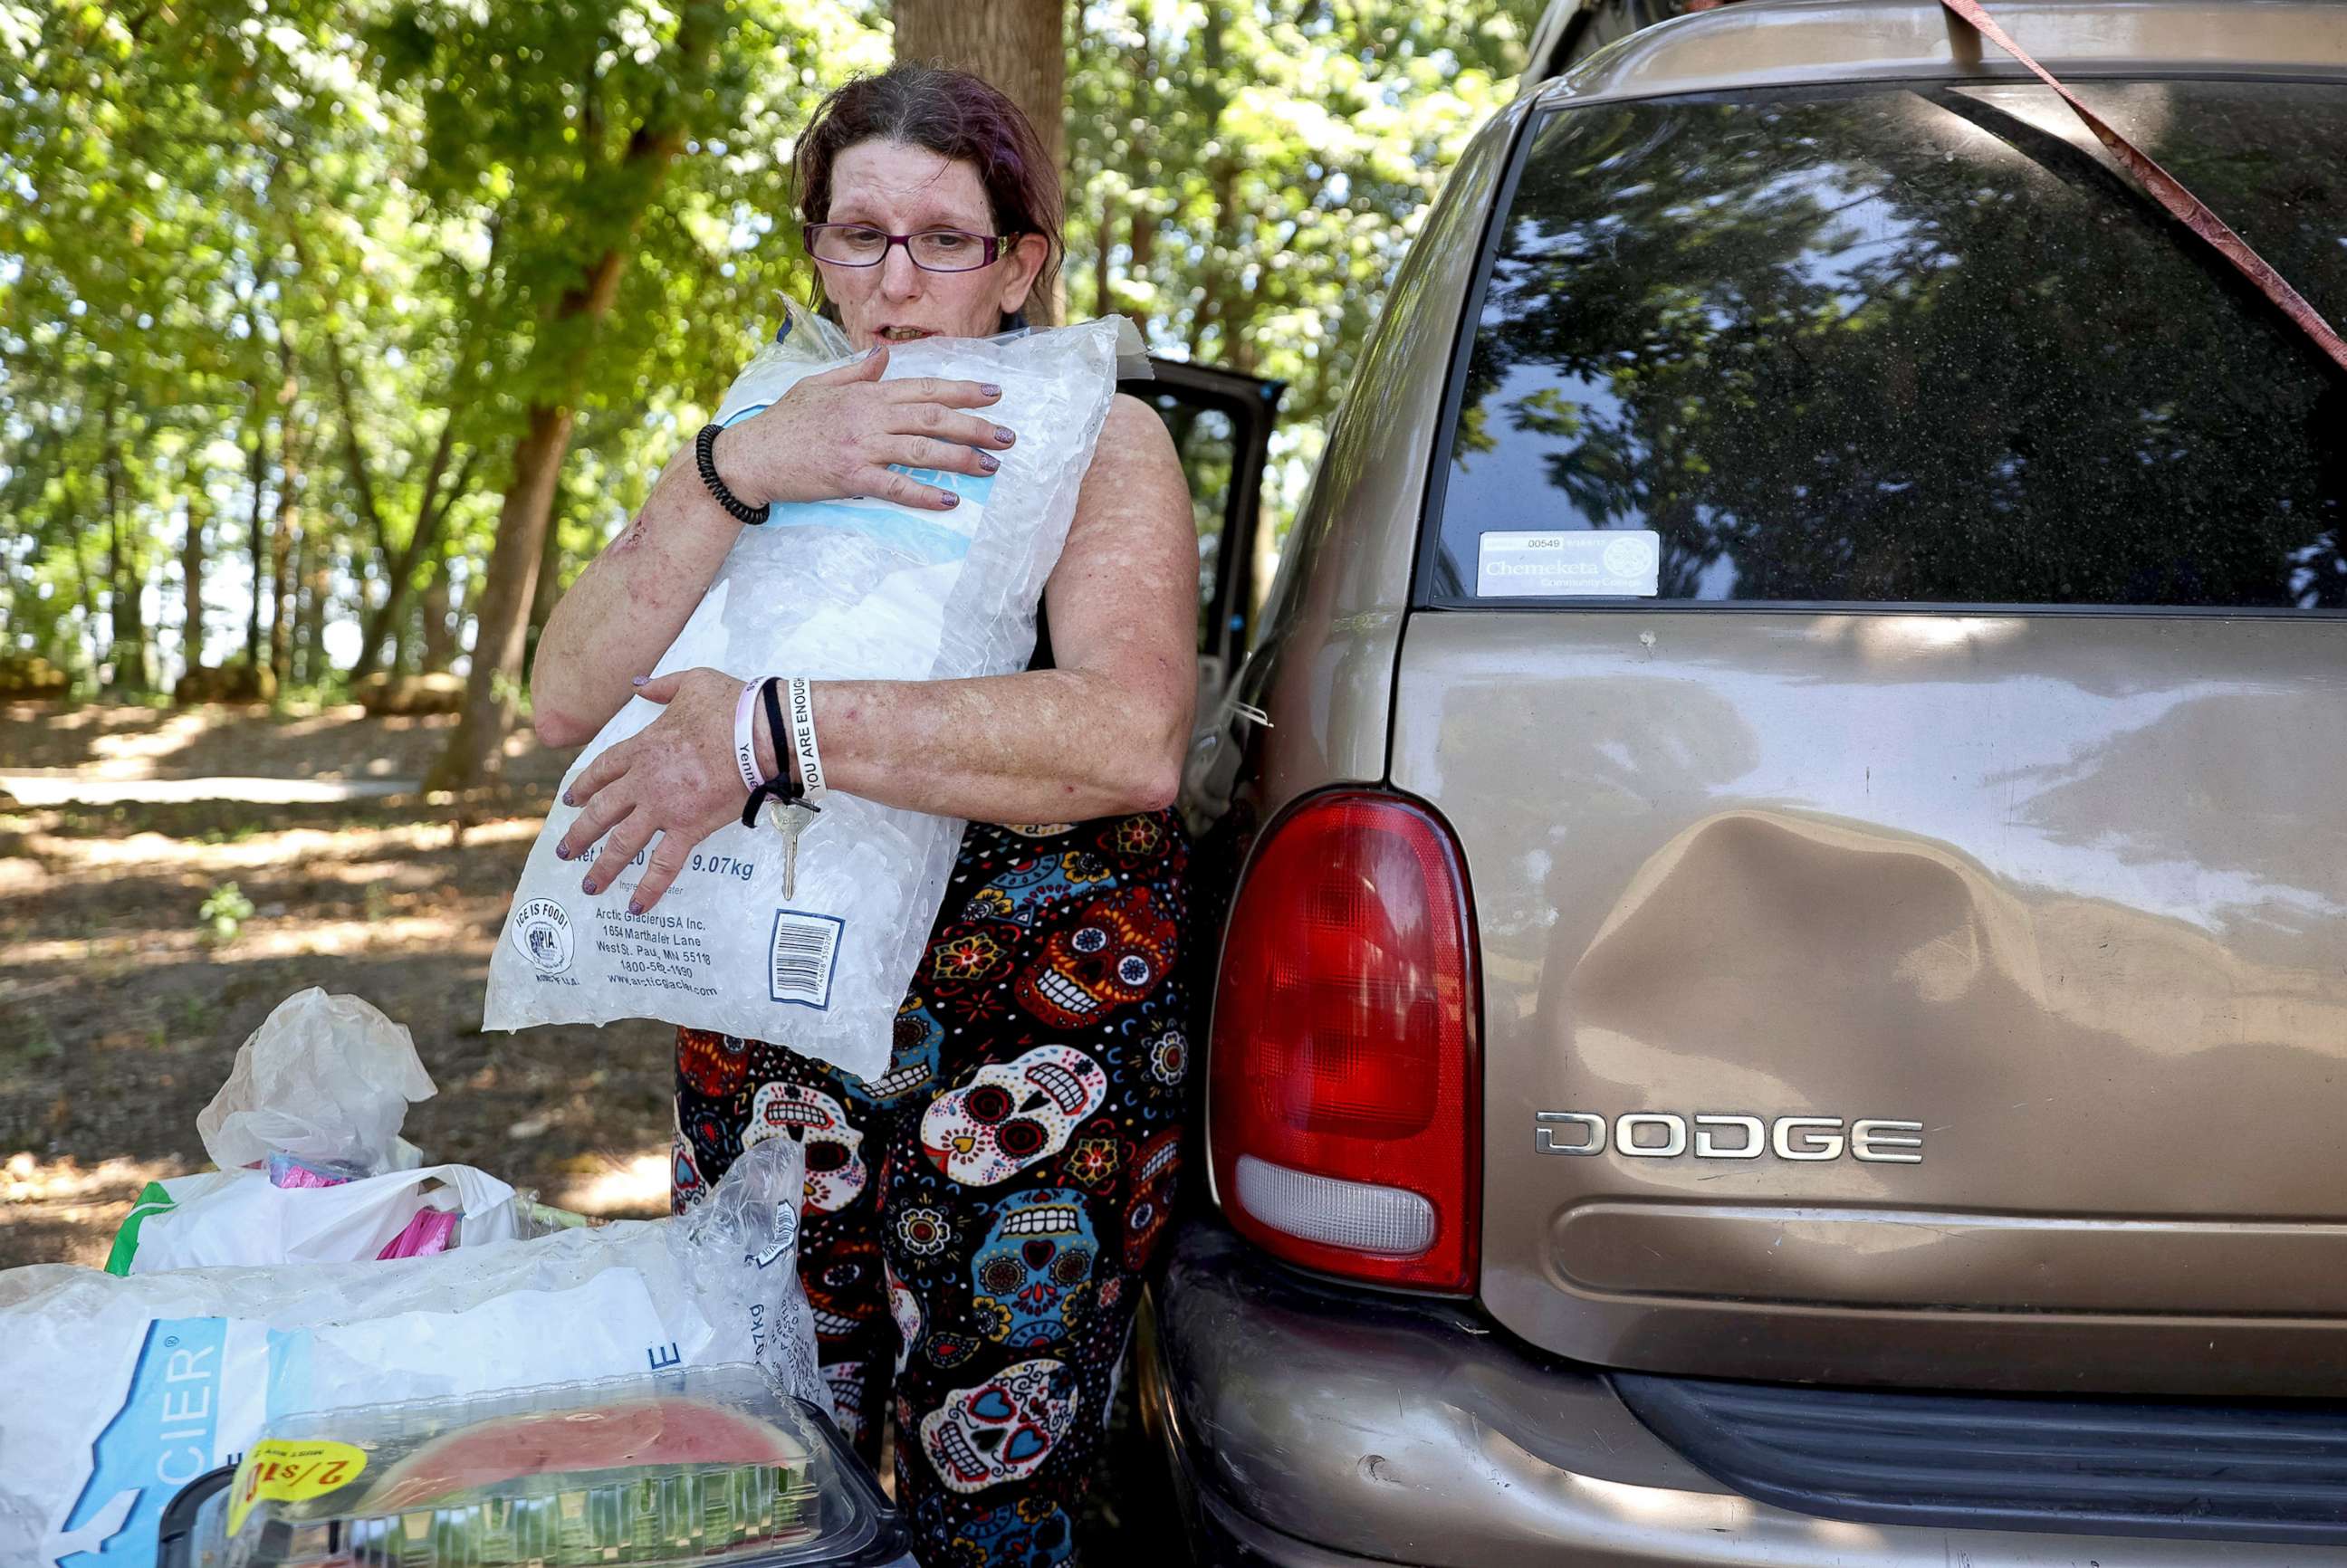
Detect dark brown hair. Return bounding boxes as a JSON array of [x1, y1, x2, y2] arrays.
[[793, 64, 1063, 323]]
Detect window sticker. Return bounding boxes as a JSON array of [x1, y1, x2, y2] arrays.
[[1477, 531, 1660, 598]]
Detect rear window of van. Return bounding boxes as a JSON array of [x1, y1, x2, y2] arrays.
[[1422, 81, 2347, 610]]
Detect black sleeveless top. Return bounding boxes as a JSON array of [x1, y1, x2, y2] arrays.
[[1026, 607, 1054, 673]]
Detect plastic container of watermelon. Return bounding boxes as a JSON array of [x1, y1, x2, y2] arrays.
[[158, 1364, 905, 1568]]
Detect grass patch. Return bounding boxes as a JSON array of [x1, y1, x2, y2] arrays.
[[0, 1012, 62, 1067]]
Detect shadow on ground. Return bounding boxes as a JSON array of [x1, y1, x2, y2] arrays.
[[0, 704, 671, 1267], [0, 698, 573, 785], [0, 701, 1194, 1562]]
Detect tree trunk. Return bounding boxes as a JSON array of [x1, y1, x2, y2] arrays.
[[385, 617, 407, 680], [269, 337, 302, 685], [351, 210, 504, 684], [109, 503, 154, 693], [1128, 197, 1154, 276], [296, 523, 331, 687], [321, 316, 393, 571], [895, 0, 1068, 323], [418, 555, 457, 674], [426, 3, 717, 791], [244, 381, 267, 671], [428, 197, 697, 788], [71, 492, 101, 681], [350, 422, 473, 683], [1185, 3, 1244, 364], [1092, 186, 1113, 319], [271, 524, 300, 685], [285, 526, 311, 686], [525, 494, 567, 676], [1114, 33, 1158, 329], [427, 402, 574, 789], [316, 313, 401, 686], [102, 390, 153, 693], [1193, 158, 1249, 367], [181, 498, 206, 679]]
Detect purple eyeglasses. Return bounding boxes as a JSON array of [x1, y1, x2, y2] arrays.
[[803, 224, 1017, 274]]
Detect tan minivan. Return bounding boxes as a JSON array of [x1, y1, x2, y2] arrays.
[[1140, 0, 2347, 1563]]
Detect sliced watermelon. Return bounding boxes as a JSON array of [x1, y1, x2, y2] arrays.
[[359, 1396, 809, 1513]]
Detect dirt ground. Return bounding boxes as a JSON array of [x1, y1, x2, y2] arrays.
[[0, 699, 1181, 1554], [0, 699, 673, 1267]]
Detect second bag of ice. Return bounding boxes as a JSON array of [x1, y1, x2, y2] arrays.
[[483, 315, 1126, 1083]]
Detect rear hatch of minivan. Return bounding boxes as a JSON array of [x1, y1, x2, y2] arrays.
[[1391, 57, 2347, 1396]]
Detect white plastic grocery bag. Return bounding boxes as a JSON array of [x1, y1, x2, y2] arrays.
[[196, 988, 436, 1174], [483, 311, 1132, 1081], [0, 1142, 819, 1568], [97, 988, 522, 1275], [114, 1162, 524, 1274]]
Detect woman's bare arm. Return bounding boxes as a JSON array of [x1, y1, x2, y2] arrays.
[[530, 349, 1011, 746], [529, 443, 744, 748], [798, 395, 1198, 820], [555, 395, 1196, 910]]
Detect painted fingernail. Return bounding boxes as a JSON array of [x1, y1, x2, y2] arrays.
[[938, 492, 961, 509], [979, 454, 1001, 473], [981, 383, 1002, 397], [630, 675, 647, 688], [561, 789, 576, 807], [581, 880, 598, 895], [994, 425, 1016, 446], [555, 845, 570, 860], [627, 900, 644, 916]]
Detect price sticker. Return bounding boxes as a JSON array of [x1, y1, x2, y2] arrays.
[[226, 1439, 368, 1535]]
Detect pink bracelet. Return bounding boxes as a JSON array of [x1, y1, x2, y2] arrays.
[[732, 677, 766, 795]]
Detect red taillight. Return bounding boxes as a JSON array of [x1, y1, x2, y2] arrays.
[[1208, 790, 1480, 1293]]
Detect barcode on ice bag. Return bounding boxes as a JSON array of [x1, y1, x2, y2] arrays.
[[769, 910, 844, 1009]]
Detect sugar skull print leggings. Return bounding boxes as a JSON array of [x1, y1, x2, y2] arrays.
[[673, 810, 1192, 1568]]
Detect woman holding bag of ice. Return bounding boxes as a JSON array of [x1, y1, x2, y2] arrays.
[[527, 65, 1194, 1567]]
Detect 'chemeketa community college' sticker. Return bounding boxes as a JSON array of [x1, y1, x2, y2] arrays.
[[1478, 530, 1661, 597], [511, 897, 576, 975]]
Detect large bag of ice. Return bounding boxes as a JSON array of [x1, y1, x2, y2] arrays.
[[484, 311, 1128, 1081]]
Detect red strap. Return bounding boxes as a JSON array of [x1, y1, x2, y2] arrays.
[[1938, 0, 2347, 375]]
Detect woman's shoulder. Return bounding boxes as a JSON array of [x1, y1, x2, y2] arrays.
[[1068, 393, 1188, 538], [1091, 392, 1183, 478]]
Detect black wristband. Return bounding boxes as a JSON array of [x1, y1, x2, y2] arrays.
[[695, 423, 768, 526], [758, 676, 803, 805], [740, 677, 816, 829]]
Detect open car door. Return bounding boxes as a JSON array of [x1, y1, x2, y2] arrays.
[[1119, 357, 1286, 714]]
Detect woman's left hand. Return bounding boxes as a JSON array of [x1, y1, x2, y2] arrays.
[[555, 666, 758, 914]]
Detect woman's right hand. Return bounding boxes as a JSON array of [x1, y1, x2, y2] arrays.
[[711, 345, 1016, 513]]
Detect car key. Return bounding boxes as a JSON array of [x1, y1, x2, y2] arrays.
[[775, 800, 819, 901]]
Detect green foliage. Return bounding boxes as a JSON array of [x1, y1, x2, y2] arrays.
[[197, 879, 256, 943], [1, 0, 1537, 681], [1068, 0, 1546, 523]]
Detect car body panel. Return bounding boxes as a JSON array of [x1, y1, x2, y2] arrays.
[[1388, 609, 2347, 1391], [1160, 0, 2347, 1557], [1535, 0, 2347, 111], [1143, 1222, 2339, 1566], [1186, 97, 1536, 833], [1520, 0, 1693, 92]]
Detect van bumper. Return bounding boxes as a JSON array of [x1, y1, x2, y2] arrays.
[[1135, 1219, 2336, 1567]]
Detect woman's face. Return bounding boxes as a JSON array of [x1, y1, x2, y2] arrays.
[[816, 139, 1047, 350]]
